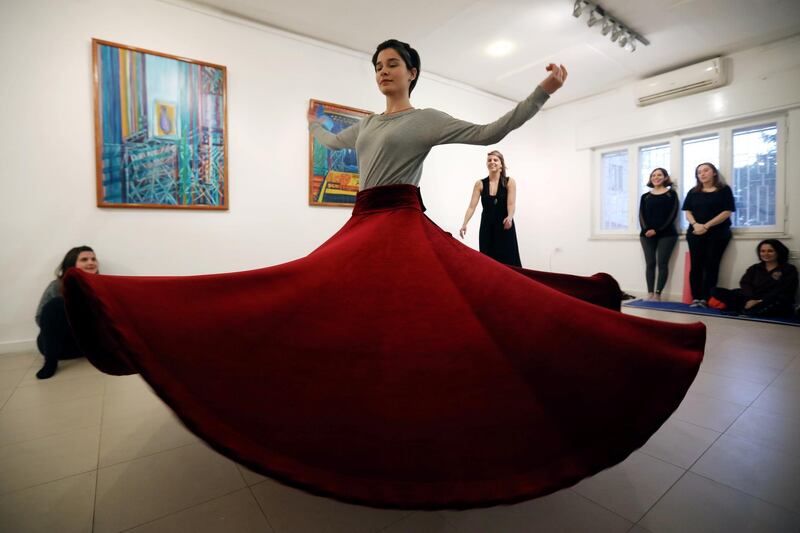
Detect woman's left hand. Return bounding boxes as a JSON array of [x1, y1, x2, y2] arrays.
[[744, 299, 762, 310], [503, 216, 513, 230], [540, 64, 568, 95]]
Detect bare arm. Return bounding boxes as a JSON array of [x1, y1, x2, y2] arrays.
[[684, 210, 706, 235], [703, 210, 733, 229], [459, 181, 482, 238], [503, 178, 517, 230], [688, 210, 732, 236]]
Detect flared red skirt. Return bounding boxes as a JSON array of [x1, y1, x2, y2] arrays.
[[64, 184, 705, 509]]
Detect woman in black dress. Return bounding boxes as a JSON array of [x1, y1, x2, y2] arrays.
[[639, 168, 679, 300], [459, 150, 521, 266], [682, 162, 736, 307]]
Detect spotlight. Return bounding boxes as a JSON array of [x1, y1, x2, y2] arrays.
[[572, 0, 586, 18], [600, 16, 614, 35], [572, 1, 647, 52]]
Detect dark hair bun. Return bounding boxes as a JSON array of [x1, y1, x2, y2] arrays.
[[372, 39, 421, 95]]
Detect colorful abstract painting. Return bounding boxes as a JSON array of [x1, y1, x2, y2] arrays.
[[93, 39, 228, 209], [308, 100, 370, 207]]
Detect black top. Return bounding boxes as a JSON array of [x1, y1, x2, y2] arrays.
[[740, 262, 798, 304], [639, 189, 679, 237], [682, 186, 736, 234]]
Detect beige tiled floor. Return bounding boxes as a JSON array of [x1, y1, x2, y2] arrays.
[[0, 308, 798, 532]]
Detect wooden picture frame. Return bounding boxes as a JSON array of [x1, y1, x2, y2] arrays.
[[93, 38, 228, 209], [308, 99, 371, 207]]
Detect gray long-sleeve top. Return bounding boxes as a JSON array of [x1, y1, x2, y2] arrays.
[[35, 279, 60, 327], [310, 86, 550, 190]]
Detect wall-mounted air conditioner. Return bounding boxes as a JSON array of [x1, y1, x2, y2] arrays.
[[634, 58, 727, 106]]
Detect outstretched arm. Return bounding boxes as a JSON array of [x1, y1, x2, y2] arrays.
[[307, 101, 361, 150], [433, 64, 568, 146], [460, 180, 482, 238]]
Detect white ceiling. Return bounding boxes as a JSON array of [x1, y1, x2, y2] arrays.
[[187, 0, 800, 105]]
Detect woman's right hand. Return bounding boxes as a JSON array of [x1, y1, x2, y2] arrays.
[[645, 229, 656, 238], [459, 226, 467, 239], [692, 223, 708, 236]]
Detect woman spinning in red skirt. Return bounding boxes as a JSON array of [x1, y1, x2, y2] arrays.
[[64, 39, 705, 509]]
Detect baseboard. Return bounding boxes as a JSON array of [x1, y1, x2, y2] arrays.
[[0, 339, 36, 355]]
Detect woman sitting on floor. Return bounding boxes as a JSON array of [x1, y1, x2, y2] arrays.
[[35, 245, 99, 378], [709, 239, 797, 318]]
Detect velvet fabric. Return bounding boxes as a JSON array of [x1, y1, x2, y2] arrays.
[[64, 184, 705, 509]]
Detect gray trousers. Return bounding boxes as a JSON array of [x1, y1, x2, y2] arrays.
[[640, 235, 678, 293]]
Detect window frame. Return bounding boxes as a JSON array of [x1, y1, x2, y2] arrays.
[[591, 113, 787, 239]]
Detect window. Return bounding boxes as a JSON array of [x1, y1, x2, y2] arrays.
[[601, 150, 629, 230], [593, 115, 785, 237], [732, 124, 777, 228]]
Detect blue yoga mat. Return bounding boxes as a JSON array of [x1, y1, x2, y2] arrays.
[[623, 299, 800, 327]]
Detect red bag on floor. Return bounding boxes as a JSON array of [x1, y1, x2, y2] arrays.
[[707, 297, 727, 310]]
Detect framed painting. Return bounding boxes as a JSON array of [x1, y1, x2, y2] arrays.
[[93, 39, 228, 209], [308, 99, 371, 207]]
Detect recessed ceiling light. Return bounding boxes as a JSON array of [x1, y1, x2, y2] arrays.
[[486, 40, 515, 57]]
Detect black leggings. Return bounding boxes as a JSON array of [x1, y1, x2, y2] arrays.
[[710, 287, 795, 318], [687, 229, 731, 301], [640, 235, 678, 293], [36, 297, 82, 363]]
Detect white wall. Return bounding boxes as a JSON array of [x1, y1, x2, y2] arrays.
[[0, 0, 522, 349], [509, 36, 800, 300]]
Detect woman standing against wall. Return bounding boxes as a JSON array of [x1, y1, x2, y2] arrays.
[[682, 162, 736, 307], [639, 168, 679, 300], [459, 150, 521, 266]]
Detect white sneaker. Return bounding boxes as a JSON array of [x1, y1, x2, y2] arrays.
[[689, 299, 702, 307]]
